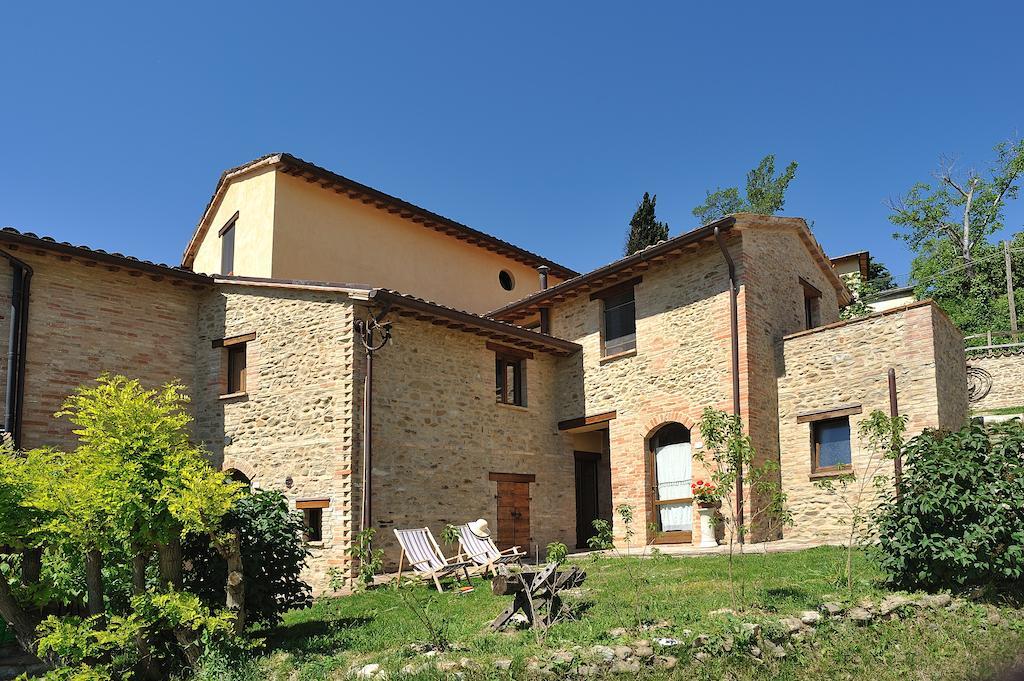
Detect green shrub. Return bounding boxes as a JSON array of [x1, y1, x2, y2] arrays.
[[183, 489, 312, 626], [545, 542, 569, 565], [586, 519, 614, 550], [873, 420, 1024, 592]]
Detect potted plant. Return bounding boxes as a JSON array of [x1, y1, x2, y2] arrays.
[[692, 479, 721, 548]]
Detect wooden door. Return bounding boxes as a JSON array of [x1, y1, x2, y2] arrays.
[[495, 481, 531, 550], [575, 453, 600, 548]]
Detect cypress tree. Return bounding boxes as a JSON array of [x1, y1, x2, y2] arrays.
[[624, 192, 669, 255]]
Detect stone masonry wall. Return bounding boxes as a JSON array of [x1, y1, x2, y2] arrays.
[[366, 311, 575, 568], [966, 350, 1024, 414], [777, 302, 966, 542], [930, 304, 968, 428], [550, 241, 735, 547], [194, 284, 357, 592], [0, 246, 201, 451], [738, 223, 843, 540]]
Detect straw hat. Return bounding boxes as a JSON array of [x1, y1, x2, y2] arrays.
[[468, 518, 491, 538]]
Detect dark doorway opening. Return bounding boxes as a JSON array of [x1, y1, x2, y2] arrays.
[[575, 452, 601, 548]]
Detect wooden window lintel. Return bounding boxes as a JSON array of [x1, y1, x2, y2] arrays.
[[488, 472, 536, 483], [796, 404, 862, 423], [212, 332, 256, 348], [486, 341, 534, 360], [590, 276, 643, 301], [296, 498, 330, 510]]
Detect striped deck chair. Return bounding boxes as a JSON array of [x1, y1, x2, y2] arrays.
[[394, 527, 474, 593], [457, 524, 526, 576]]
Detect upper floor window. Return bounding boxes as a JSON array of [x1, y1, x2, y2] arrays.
[[213, 331, 254, 397], [498, 270, 515, 291], [488, 342, 530, 407], [593, 279, 640, 357], [219, 212, 238, 275], [800, 277, 822, 330]]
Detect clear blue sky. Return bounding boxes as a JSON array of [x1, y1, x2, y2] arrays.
[[2, 1, 1022, 283]]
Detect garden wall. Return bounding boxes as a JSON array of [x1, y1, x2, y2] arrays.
[[966, 349, 1024, 414], [777, 301, 968, 543]]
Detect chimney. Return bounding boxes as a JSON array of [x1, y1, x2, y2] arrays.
[[538, 265, 550, 290]]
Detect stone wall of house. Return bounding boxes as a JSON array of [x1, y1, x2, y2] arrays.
[[738, 222, 844, 540], [966, 349, 1024, 414], [0, 245, 201, 451], [777, 302, 968, 543], [930, 304, 968, 429], [365, 311, 575, 568], [549, 241, 736, 547], [194, 284, 358, 592]]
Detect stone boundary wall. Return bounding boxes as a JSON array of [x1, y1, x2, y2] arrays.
[[966, 349, 1024, 413], [777, 302, 967, 543]]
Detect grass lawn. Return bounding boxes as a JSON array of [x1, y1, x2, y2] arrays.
[[221, 547, 1024, 680]]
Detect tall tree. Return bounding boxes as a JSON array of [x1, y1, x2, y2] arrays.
[[888, 139, 1024, 279], [624, 192, 669, 255], [692, 154, 799, 225], [887, 139, 1024, 334]]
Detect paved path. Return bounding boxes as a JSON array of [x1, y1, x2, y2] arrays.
[[569, 538, 840, 559]]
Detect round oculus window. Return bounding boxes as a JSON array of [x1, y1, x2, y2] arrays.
[[499, 270, 515, 291]]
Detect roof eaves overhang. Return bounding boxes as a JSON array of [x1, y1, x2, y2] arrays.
[[487, 216, 738, 322], [367, 288, 581, 357], [0, 227, 214, 286]]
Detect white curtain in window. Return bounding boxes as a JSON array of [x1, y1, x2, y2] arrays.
[[656, 441, 693, 532]]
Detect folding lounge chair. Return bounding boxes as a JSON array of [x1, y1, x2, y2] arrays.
[[457, 523, 526, 576], [394, 527, 474, 593]]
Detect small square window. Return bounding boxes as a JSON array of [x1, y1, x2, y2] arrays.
[[226, 344, 247, 394], [303, 508, 323, 542], [495, 355, 526, 406], [812, 416, 851, 472]]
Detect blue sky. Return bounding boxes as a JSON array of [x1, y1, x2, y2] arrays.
[[2, 1, 1022, 283]]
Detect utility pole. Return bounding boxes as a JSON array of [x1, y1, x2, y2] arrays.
[[1005, 240, 1018, 342]]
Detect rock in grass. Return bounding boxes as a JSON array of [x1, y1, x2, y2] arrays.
[[761, 640, 787, 659], [749, 645, 762, 659], [741, 622, 761, 638], [493, 659, 513, 671], [654, 655, 678, 670], [590, 645, 616, 662], [709, 607, 738, 617], [607, 627, 628, 638], [550, 651, 575, 666], [847, 607, 874, 623], [879, 595, 913, 617], [800, 610, 822, 625], [354, 663, 383, 678], [780, 617, 805, 634], [653, 637, 682, 647], [613, 645, 633, 659], [820, 602, 844, 617], [633, 643, 655, 659], [611, 658, 642, 674], [917, 594, 952, 609]]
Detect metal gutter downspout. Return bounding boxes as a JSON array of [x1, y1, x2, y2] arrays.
[[714, 224, 744, 542], [0, 251, 32, 449]]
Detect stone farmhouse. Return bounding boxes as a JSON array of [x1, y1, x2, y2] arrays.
[[0, 153, 968, 589]]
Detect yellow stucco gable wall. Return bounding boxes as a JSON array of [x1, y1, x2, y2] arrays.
[[191, 167, 277, 278], [269, 172, 560, 313]]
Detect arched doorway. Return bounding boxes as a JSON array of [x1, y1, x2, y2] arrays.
[[226, 468, 252, 489], [649, 423, 693, 543]]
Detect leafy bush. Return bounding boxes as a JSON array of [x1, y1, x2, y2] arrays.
[[184, 489, 311, 627], [873, 420, 1024, 592], [346, 528, 384, 591], [545, 542, 569, 565], [586, 519, 614, 550]]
